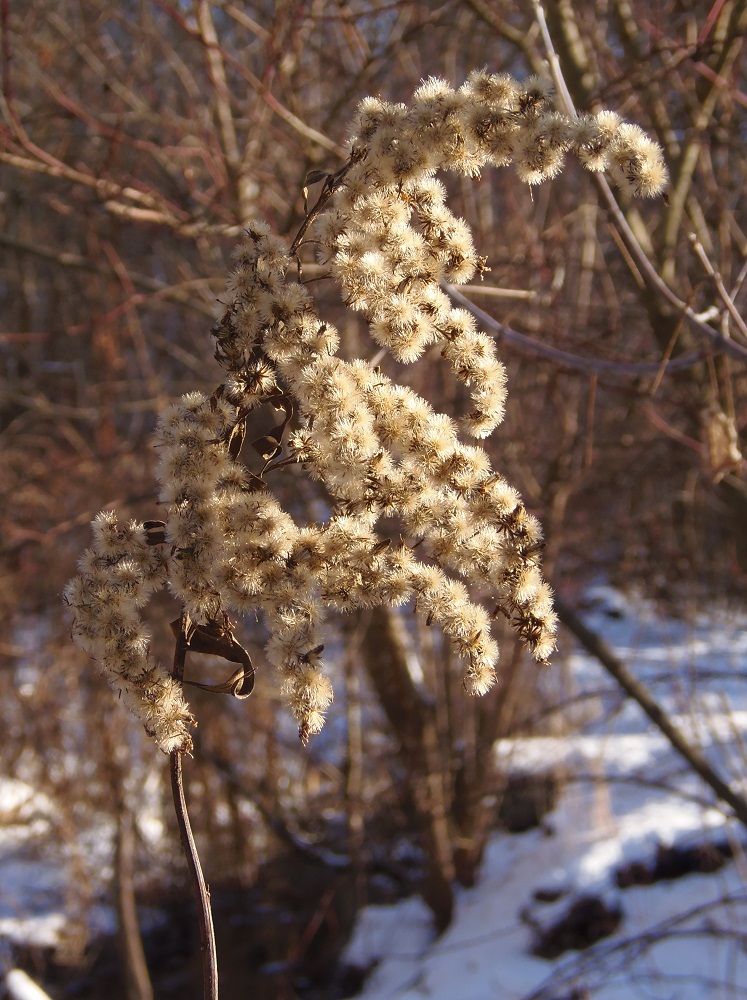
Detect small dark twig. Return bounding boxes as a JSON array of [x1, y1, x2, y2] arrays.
[[289, 148, 364, 256], [170, 613, 219, 1000]]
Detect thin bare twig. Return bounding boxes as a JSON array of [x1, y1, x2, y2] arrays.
[[532, 0, 747, 368], [688, 233, 747, 344], [157, 1, 345, 157], [445, 284, 708, 378]]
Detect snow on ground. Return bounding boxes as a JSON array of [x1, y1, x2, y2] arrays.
[[0, 779, 68, 951], [2, 586, 747, 999], [343, 588, 747, 999]]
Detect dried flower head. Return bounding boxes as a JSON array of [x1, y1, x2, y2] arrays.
[[67, 72, 667, 749]]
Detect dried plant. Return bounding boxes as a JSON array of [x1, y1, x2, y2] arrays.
[[65, 72, 666, 753]]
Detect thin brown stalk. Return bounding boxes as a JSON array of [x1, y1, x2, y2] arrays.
[[170, 617, 219, 1000]]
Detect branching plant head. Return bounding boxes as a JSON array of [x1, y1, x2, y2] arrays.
[[65, 72, 667, 753]]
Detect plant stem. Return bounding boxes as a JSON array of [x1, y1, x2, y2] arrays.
[[170, 612, 219, 1000], [170, 752, 219, 1000]]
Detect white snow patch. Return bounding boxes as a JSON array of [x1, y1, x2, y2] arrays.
[[343, 592, 747, 999], [3, 589, 747, 999]]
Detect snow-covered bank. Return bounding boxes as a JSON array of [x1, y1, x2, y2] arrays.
[[342, 591, 747, 999], [2, 588, 747, 998]]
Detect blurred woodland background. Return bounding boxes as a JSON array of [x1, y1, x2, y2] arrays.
[[1, 1, 746, 997]]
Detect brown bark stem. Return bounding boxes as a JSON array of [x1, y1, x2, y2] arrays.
[[114, 807, 155, 1000], [361, 607, 455, 931]]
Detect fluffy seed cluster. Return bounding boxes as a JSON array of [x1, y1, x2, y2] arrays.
[[67, 73, 666, 749], [64, 513, 194, 752]]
